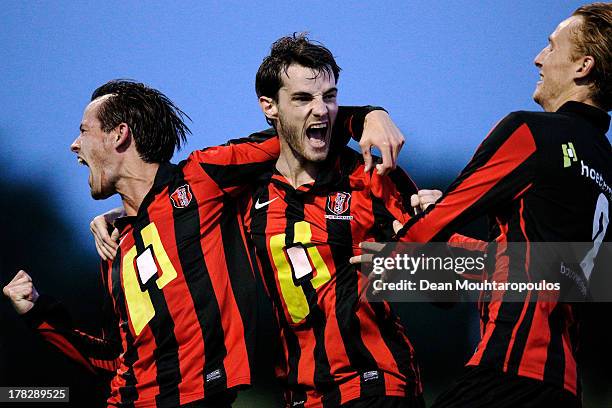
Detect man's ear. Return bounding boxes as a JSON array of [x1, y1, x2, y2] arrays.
[[259, 96, 278, 123], [114, 123, 131, 151], [575, 55, 595, 79]]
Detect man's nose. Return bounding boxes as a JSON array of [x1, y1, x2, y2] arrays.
[[70, 136, 80, 153], [534, 48, 545, 68], [312, 98, 328, 117]]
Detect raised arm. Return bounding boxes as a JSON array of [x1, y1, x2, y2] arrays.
[[3, 270, 122, 374]]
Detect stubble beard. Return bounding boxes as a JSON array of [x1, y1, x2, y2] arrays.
[[278, 113, 310, 163], [278, 113, 331, 164]]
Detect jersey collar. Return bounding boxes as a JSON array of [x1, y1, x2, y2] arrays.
[[557, 101, 610, 133], [270, 154, 343, 195]]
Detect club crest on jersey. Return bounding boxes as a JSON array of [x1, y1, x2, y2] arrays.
[[170, 184, 193, 208], [325, 192, 353, 220]]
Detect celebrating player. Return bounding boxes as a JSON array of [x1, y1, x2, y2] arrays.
[[379, 3, 611, 407], [241, 34, 427, 408], [2, 79, 404, 407]]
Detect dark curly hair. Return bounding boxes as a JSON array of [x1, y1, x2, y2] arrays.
[[255, 33, 341, 101]]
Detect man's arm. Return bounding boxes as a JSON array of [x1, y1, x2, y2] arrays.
[[3, 270, 122, 374], [397, 112, 537, 243], [193, 105, 404, 193]]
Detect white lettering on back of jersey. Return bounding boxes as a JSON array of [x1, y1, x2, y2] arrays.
[[580, 160, 612, 200]]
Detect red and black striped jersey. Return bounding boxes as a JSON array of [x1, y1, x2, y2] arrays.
[[397, 101, 612, 396], [26, 137, 280, 407], [23, 106, 382, 407], [243, 147, 422, 407]]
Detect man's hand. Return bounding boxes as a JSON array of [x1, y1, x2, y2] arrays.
[[349, 220, 403, 266], [411, 189, 442, 214], [360, 110, 405, 175], [90, 207, 124, 261], [351, 240, 399, 296], [350, 189, 442, 266], [3, 270, 39, 315]]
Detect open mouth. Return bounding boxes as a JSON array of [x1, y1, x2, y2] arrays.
[[77, 156, 89, 167], [305, 122, 328, 148]]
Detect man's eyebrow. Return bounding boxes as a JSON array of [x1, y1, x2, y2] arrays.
[[291, 91, 313, 98], [324, 87, 338, 95]]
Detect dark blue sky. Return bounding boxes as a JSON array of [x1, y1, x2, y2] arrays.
[[1, 0, 605, 244]]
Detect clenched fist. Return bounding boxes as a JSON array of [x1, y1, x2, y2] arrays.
[[3, 270, 39, 315]]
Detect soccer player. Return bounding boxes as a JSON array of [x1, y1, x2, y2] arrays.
[[2, 80, 405, 407], [241, 35, 426, 408], [378, 3, 611, 407]]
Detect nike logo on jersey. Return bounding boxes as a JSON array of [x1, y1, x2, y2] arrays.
[[255, 196, 279, 209]]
